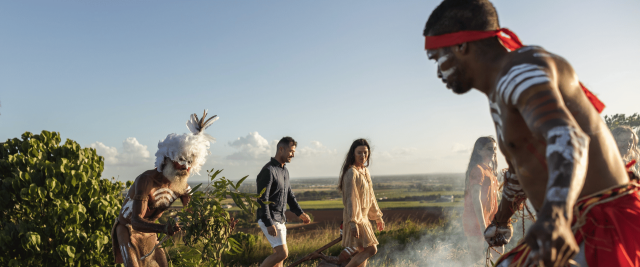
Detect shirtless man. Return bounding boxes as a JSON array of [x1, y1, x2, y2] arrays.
[[423, 1, 640, 266], [111, 111, 218, 267]]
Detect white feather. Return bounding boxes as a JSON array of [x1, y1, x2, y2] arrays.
[[186, 114, 200, 135]]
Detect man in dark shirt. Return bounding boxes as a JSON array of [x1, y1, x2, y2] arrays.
[[257, 136, 311, 267]]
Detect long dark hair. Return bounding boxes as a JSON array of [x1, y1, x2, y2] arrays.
[[338, 139, 371, 192], [464, 136, 498, 196]]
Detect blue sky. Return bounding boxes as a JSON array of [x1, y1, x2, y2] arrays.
[[1, 0, 639, 182]]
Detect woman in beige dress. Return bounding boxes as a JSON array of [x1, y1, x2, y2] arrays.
[[338, 139, 384, 267]]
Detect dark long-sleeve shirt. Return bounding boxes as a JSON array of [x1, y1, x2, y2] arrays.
[[256, 157, 304, 227]]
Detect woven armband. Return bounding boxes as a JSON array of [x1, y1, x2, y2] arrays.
[[502, 171, 526, 201], [132, 194, 148, 201]]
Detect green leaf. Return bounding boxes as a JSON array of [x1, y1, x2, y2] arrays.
[[190, 183, 202, 195], [235, 175, 249, 190]]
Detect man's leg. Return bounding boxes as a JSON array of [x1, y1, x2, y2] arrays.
[[345, 245, 376, 267], [116, 224, 140, 267], [154, 247, 168, 267], [259, 244, 289, 267]]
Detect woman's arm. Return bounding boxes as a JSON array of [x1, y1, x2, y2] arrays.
[[343, 169, 362, 233], [471, 184, 486, 230]]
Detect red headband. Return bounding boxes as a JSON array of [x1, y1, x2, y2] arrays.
[[424, 28, 605, 113]]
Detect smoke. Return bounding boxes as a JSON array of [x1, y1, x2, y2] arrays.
[[371, 208, 536, 267]]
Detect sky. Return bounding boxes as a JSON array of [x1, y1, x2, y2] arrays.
[[1, 0, 639, 182]]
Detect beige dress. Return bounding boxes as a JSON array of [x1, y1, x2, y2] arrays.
[[341, 166, 384, 248]]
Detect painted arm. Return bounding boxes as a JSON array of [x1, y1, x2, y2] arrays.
[[507, 62, 588, 265], [485, 166, 521, 246], [130, 179, 178, 235]]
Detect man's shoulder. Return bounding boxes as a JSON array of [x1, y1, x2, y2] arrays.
[[501, 46, 556, 73], [133, 169, 163, 192]]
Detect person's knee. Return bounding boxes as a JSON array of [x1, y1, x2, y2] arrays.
[[365, 245, 377, 256], [274, 246, 288, 261]]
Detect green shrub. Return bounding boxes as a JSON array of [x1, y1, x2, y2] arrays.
[[0, 131, 124, 266]]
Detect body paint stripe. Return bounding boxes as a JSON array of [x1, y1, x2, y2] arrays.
[[154, 188, 177, 199], [501, 70, 547, 101], [491, 113, 503, 128], [510, 76, 551, 105], [497, 64, 538, 95]]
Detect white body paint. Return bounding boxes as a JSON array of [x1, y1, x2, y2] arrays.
[[436, 54, 456, 80], [497, 63, 551, 105], [153, 188, 178, 207], [546, 186, 570, 202], [489, 100, 504, 142], [545, 125, 589, 192], [121, 198, 134, 219]]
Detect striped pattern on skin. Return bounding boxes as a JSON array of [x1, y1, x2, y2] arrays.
[[120, 243, 134, 265], [489, 100, 504, 142], [343, 247, 358, 256], [154, 188, 178, 207], [121, 198, 134, 219], [520, 90, 566, 130], [496, 64, 551, 106], [544, 125, 589, 204], [503, 171, 526, 201]]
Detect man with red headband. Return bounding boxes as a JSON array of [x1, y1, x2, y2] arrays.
[[423, 0, 640, 266]]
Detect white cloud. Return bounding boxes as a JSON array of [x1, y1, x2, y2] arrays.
[[451, 143, 471, 154], [297, 141, 337, 157], [90, 137, 151, 166], [226, 132, 275, 160], [225, 132, 337, 161], [378, 147, 418, 160]]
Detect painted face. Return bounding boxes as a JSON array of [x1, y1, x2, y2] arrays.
[[426, 48, 470, 94], [616, 132, 634, 156], [174, 155, 194, 173], [354, 145, 369, 166]]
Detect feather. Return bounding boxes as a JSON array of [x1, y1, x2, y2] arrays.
[[185, 110, 218, 135]]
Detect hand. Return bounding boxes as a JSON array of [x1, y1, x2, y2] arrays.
[[165, 221, 181, 236], [309, 252, 323, 260], [522, 208, 579, 267], [484, 221, 513, 247], [299, 213, 311, 224], [267, 225, 277, 237], [351, 224, 359, 238], [229, 217, 238, 231], [376, 220, 385, 231]]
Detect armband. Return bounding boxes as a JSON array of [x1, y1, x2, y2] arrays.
[[132, 194, 148, 201]]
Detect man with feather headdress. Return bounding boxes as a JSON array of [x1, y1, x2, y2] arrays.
[[111, 110, 218, 267]]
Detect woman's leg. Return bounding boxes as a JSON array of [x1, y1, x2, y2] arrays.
[[345, 245, 377, 267]]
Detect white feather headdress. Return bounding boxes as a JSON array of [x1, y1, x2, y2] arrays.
[[154, 110, 219, 176]]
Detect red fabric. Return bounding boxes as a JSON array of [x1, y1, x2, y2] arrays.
[[494, 184, 640, 267], [424, 28, 523, 51], [463, 164, 499, 237], [573, 188, 640, 267], [627, 160, 638, 170], [424, 29, 605, 113]]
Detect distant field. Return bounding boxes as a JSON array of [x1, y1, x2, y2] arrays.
[[373, 189, 462, 199]]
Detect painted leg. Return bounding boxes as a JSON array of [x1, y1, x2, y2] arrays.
[[116, 224, 140, 267]]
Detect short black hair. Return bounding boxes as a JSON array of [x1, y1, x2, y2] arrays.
[[277, 136, 297, 149], [423, 0, 500, 36]]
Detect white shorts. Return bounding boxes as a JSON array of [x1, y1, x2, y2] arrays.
[[258, 219, 287, 248]]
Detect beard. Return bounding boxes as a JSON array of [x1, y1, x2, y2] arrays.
[[162, 158, 190, 195]]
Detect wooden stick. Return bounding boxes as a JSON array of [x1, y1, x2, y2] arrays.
[[286, 236, 342, 267]]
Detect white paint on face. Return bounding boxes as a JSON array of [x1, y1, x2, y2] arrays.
[[436, 53, 456, 80], [440, 67, 456, 80]]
